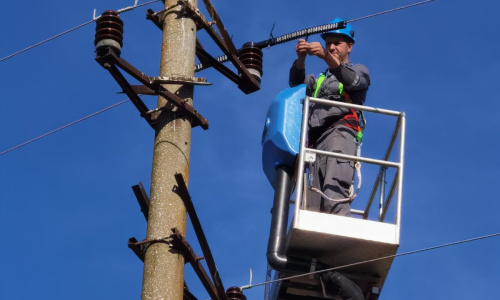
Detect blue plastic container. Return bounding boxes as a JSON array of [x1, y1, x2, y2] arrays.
[[262, 84, 306, 188]]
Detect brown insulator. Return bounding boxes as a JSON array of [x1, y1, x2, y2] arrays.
[[94, 10, 124, 55], [238, 42, 263, 82], [226, 286, 247, 300]]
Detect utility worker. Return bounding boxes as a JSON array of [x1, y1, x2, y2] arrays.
[[289, 18, 370, 216]]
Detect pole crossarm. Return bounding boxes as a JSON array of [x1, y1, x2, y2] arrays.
[[95, 47, 209, 129], [132, 182, 150, 220], [170, 229, 222, 300], [178, 0, 260, 92], [146, 0, 261, 94], [196, 40, 241, 85], [174, 173, 229, 300]]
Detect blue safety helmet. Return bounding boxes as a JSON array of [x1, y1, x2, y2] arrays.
[[320, 18, 355, 44]]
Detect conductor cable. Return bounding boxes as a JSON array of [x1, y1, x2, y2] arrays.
[[195, 0, 437, 72], [0, 0, 162, 62], [0, 99, 130, 156], [241, 231, 500, 290]]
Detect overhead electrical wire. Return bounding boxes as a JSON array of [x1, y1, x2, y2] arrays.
[[347, 0, 436, 23], [0, 0, 162, 62], [194, 0, 436, 72], [1, 0, 436, 155], [0, 99, 130, 156], [240, 231, 500, 291]]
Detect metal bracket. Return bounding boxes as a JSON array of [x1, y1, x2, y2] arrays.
[[305, 151, 316, 163], [146, 0, 261, 94], [179, 0, 260, 94], [131, 182, 150, 220], [173, 173, 229, 300], [151, 76, 211, 85], [128, 237, 146, 261], [146, 8, 168, 30], [170, 228, 223, 300], [129, 76, 211, 95], [126, 175, 228, 300], [95, 47, 209, 130]]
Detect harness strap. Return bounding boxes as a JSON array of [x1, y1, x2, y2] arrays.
[[314, 74, 364, 139], [313, 73, 326, 98]]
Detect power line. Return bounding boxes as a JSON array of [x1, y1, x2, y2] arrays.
[[241, 231, 500, 290], [0, 0, 162, 62], [0, 99, 130, 156], [347, 0, 436, 23], [194, 0, 437, 71]]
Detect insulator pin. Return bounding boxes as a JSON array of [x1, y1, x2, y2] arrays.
[[239, 42, 263, 82], [226, 287, 246, 300], [94, 10, 124, 55]]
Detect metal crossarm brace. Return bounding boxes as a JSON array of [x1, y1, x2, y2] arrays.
[[130, 75, 211, 96], [100, 62, 156, 128], [146, 8, 168, 30], [196, 40, 240, 85], [132, 182, 150, 220], [127, 236, 202, 300], [128, 237, 146, 262], [200, 0, 238, 54], [146, 1, 260, 94], [170, 229, 221, 300], [178, 0, 260, 93], [184, 286, 199, 300], [174, 173, 229, 300], [95, 47, 209, 129]]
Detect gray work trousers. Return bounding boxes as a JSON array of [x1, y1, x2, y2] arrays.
[[306, 125, 357, 216]]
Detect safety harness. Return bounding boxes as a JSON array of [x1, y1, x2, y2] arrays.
[[309, 72, 365, 203], [312, 73, 365, 141]]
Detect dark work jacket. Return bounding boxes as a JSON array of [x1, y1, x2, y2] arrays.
[[289, 60, 370, 143]]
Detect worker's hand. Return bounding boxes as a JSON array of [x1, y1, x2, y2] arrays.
[[295, 39, 310, 58], [295, 39, 309, 69], [307, 42, 326, 60]]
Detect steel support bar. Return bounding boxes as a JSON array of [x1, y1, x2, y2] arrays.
[[112, 52, 209, 129], [195, 41, 240, 84], [201, 0, 239, 55], [381, 169, 399, 222], [128, 237, 146, 262], [183, 285, 199, 300], [178, 0, 260, 94], [132, 182, 150, 220], [131, 76, 210, 95], [378, 167, 387, 220], [148, 1, 260, 94], [382, 116, 402, 161], [146, 8, 168, 30], [309, 97, 403, 117], [96, 47, 209, 129], [396, 113, 406, 236], [174, 173, 228, 300], [104, 64, 156, 128], [128, 236, 202, 300], [306, 148, 401, 168], [170, 229, 221, 300], [363, 171, 383, 220]]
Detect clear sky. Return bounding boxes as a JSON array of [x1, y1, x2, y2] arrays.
[[1, 0, 499, 299]]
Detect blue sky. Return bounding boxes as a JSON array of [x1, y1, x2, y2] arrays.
[[1, 0, 499, 299]]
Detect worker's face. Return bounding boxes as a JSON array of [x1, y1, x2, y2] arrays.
[[324, 35, 353, 63]]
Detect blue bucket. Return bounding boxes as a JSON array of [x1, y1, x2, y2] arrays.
[[262, 84, 306, 188]]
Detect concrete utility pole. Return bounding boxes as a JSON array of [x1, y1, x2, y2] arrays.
[[141, 0, 197, 299]]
